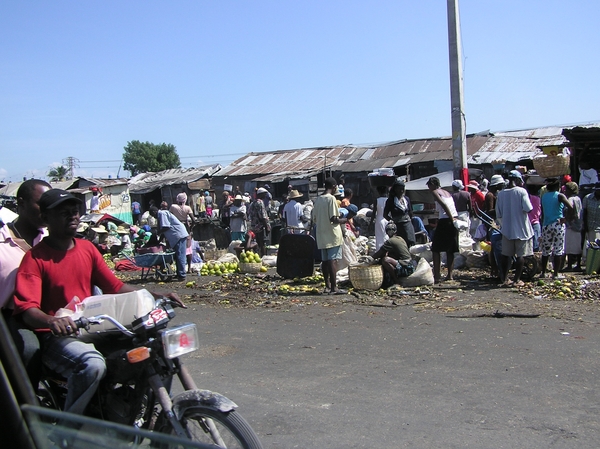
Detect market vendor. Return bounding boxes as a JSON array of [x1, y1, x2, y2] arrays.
[[371, 222, 414, 284]]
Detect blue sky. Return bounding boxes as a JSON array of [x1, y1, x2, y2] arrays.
[[1, 1, 599, 182]]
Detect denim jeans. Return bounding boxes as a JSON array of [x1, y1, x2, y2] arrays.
[[532, 222, 541, 252], [41, 334, 106, 415], [173, 236, 188, 278], [6, 314, 42, 387]]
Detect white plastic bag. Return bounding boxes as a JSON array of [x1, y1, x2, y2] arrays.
[[338, 234, 359, 271], [217, 252, 239, 264], [262, 255, 277, 267], [400, 257, 434, 287], [71, 289, 156, 333]]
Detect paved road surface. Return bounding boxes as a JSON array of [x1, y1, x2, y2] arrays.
[[175, 302, 600, 448]]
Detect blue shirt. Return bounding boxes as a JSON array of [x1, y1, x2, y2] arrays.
[[157, 210, 188, 247], [541, 191, 564, 226]]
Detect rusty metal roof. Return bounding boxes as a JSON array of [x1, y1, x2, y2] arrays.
[[215, 123, 600, 180], [129, 165, 221, 194]]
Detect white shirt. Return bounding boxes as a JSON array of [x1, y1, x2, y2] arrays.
[[283, 200, 304, 228]]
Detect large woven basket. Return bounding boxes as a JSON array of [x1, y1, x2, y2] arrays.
[[239, 262, 262, 273], [533, 154, 570, 178], [349, 264, 384, 291]]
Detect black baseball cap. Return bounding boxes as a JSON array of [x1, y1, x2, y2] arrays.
[[39, 189, 82, 211]]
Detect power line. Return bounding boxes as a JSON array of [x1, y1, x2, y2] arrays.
[[79, 159, 123, 163]]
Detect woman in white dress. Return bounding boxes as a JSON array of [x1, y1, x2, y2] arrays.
[[370, 185, 389, 250]]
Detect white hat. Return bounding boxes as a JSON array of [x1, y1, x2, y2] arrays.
[[256, 187, 268, 195], [490, 175, 505, 186], [452, 180, 464, 189], [234, 194, 244, 201]]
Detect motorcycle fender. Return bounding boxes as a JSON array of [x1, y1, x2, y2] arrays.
[[172, 389, 238, 418]]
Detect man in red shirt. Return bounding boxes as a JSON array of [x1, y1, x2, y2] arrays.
[[13, 189, 184, 415]]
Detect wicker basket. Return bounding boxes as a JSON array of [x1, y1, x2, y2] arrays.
[[349, 264, 384, 291], [533, 154, 570, 178], [239, 262, 262, 273]]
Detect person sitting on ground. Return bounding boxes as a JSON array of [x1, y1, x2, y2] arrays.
[[371, 222, 414, 284], [12, 189, 185, 415]]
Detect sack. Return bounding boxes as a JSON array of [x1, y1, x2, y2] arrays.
[[338, 234, 359, 271], [399, 257, 434, 287], [262, 255, 277, 267], [586, 247, 600, 275], [217, 252, 240, 264]]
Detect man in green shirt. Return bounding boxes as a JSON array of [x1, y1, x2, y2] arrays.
[[372, 222, 414, 284]]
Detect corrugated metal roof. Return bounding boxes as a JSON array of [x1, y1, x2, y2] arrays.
[[215, 123, 600, 180], [129, 165, 221, 194], [468, 134, 567, 164], [78, 177, 129, 188]]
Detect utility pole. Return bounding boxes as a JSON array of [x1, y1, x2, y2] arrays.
[[447, 0, 469, 187]]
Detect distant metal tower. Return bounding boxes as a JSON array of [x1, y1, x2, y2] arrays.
[[62, 156, 80, 180]]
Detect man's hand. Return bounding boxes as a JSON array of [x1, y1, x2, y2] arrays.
[[48, 316, 78, 336], [164, 292, 187, 309]]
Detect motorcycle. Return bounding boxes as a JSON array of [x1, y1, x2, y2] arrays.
[[38, 295, 263, 449]]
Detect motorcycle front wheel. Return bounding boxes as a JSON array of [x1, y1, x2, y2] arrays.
[[161, 406, 263, 449]]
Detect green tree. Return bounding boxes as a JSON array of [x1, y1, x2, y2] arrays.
[[47, 165, 69, 182], [122, 141, 181, 176]]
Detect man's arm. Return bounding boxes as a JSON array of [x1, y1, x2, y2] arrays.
[[22, 308, 77, 336]]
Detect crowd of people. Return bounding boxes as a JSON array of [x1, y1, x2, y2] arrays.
[[312, 164, 600, 289], [2, 163, 600, 417]]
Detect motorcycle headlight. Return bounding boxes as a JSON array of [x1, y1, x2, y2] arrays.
[[160, 323, 199, 359]]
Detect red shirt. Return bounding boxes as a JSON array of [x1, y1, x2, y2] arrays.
[[470, 190, 485, 212], [13, 239, 124, 319]]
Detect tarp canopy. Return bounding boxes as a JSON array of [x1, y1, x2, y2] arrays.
[[404, 169, 483, 204], [404, 171, 454, 203]]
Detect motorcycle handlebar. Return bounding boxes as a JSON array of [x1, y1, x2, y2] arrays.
[[73, 315, 136, 337], [74, 316, 90, 329]]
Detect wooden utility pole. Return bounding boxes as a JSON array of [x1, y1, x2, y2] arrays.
[[447, 0, 469, 186]]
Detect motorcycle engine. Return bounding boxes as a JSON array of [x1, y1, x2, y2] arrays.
[[103, 385, 137, 425]]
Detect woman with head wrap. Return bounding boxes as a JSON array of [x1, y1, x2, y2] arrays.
[[170, 192, 196, 273], [563, 182, 583, 272], [383, 180, 416, 247]]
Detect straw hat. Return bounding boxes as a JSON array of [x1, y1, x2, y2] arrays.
[[91, 224, 107, 233], [76, 222, 89, 233], [116, 225, 130, 234], [288, 189, 303, 199]]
